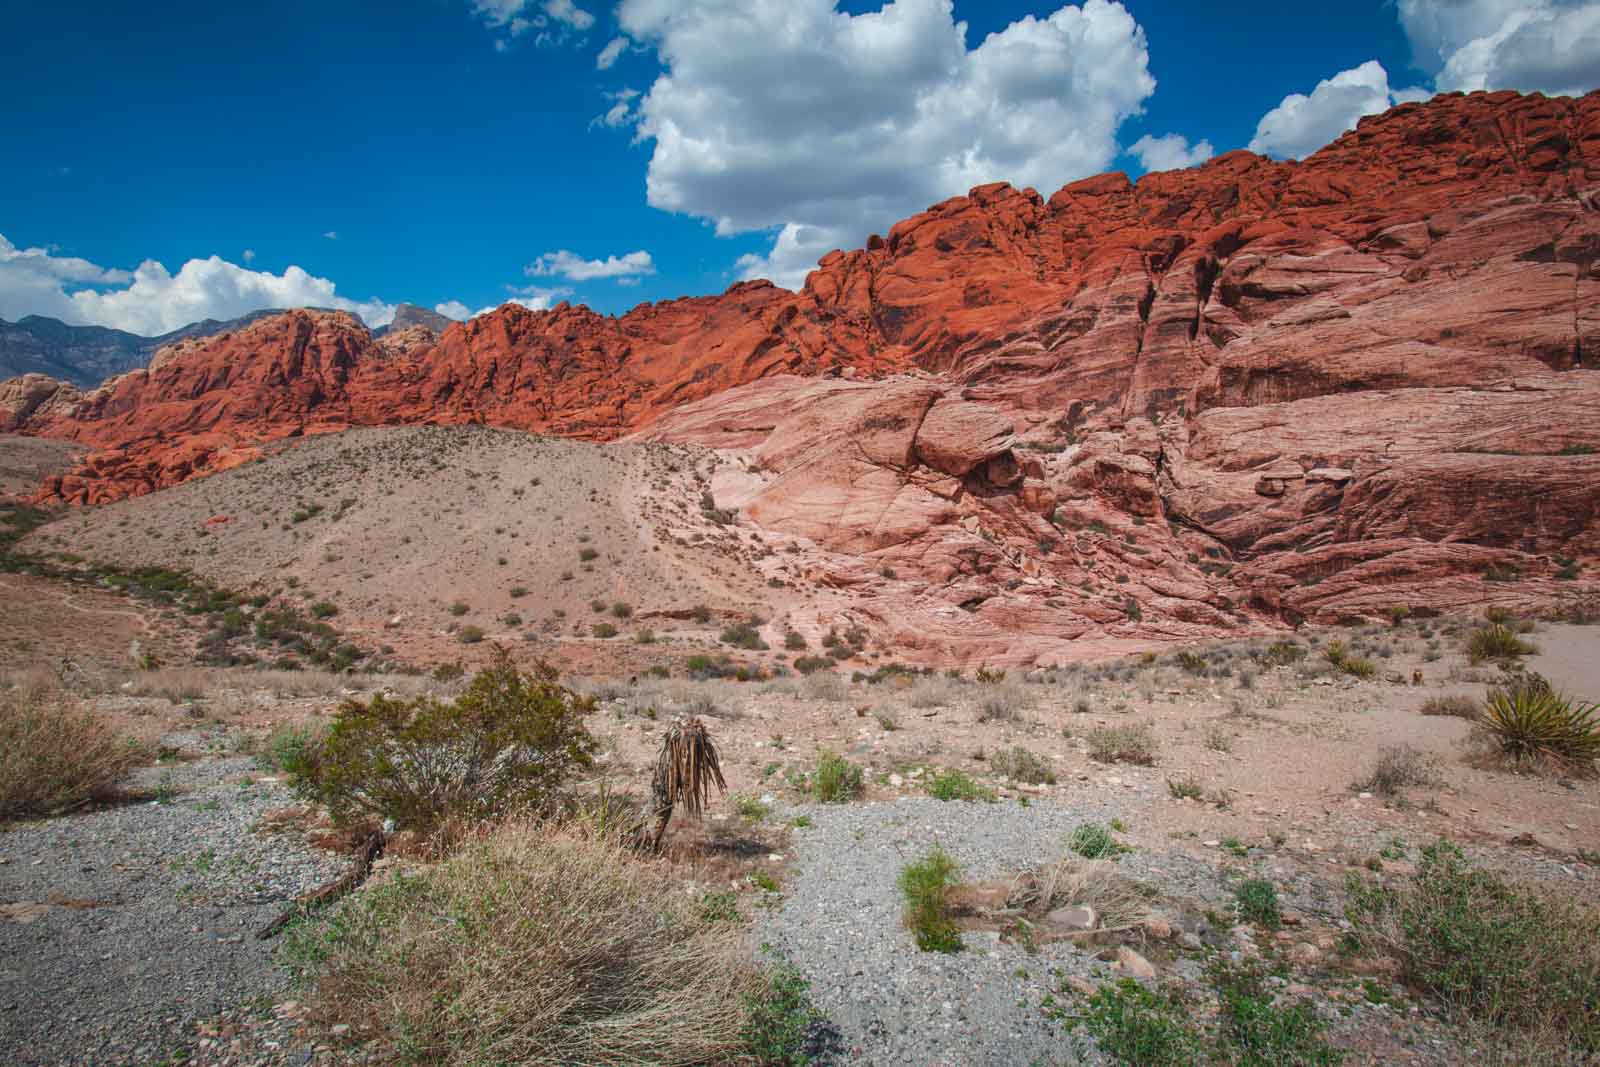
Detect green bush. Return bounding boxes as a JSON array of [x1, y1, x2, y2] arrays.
[[784, 631, 807, 651], [1347, 839, 1600, 1052], [1259, 640, 1305, 667], [898, 847, 963, 953], [721, 622, 768, 650], [1069, 821, 1127, 859], [1467, 624, 1536, 665], [592, 622, 618, 639], [925, 768, 995, 802], [258, 722, 325, 781], [1070, 980, 1202, 1065], [458, 625, 486, 644], [611, 601, 632, 619], [290, 652, 597, 830], [792, 656, 830, 675], [310, 600, 339, 619], [1209, 959, 1343, 1065], [1234, 878, 1280, 928], [811, 751, 863, 803], [741, 958, 823, 1066], [578, 547, 599, 562]]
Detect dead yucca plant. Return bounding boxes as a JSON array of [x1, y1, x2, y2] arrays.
[[640, 716, 727, 853], [0, 682, 148, 818], [1477, 679, 1600, 774]]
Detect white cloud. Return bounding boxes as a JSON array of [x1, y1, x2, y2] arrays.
[[1399, 0, 1600, 97], [526, 249, 656, 281], [615, 0, 1156, 289], [470, 0, 595, 47], [593, 87, 640, 128], [242, 248, 256, 263], [322, 230, 338, 240], [435, 300, 472, 319], [1127, 132, 1213, 172], [0, 232, 395, 335], [597, 35, 628, 69], [1247, 61, 1427, 160]]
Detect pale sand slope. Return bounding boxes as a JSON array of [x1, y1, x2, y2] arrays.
[[19, 426, 803, 664], [0, 435, 83, 498]]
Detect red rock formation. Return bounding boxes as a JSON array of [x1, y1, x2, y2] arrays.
[[6, 89, 1600, 656]]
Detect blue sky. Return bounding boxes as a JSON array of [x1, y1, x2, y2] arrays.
[[2, 1, 1596, 335]]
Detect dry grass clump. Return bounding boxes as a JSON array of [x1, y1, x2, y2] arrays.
[[801, 671, 849, 703], [990, 746, 1056, 785], [285, 820, 753, 1065], [1086, 723, 1157, 765], [0, 682, 148, 818], [976, 682, 1032, 723], [908, 675, 960, 708], [1419, 694, 1480, 719], [1352, 744, 1437, 796]]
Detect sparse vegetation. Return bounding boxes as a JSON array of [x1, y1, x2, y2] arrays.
[[925, 768, 996, 802], [990, 746, 1055, 784], [287, 652, 597, 830], [1467, 624, 1536, 665], [1234, 878, 1280, 928], [1086, 723, 1157, 765], [811, 751, 863, 803], [897, 847, 963, 953], [284, 821, 753, 1065], [1347, 838, 1600, 1054], [0, 682, 147, 819], [1419, 694, 1479, 719], [1353, 744, 1436, 796], [1069, 821, 1128, 859]]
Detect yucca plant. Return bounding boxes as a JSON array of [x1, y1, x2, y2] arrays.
[[1466, 624, 1536, 665], [639, 715, 727, 853], [1480, 680, 1600, 771]]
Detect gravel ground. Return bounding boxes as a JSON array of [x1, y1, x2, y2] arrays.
[[763, 793, 1162, 1067], [0, 733, 347, 1067]]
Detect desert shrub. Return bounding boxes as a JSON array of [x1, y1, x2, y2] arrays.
[[721, 622, 768, 650], [801, 671, 847, 702], [1352, 744, 1436, 796], [1478, 679, 1599, 771], [1087, 723, 1157, 765], [1419, 694, 1480, 719], [1323, 640, 1375, 679], [811, 751, 863, 803], [1069, 821, 1127, 859], [1061, 980, 1202, 1065], [791, 656, 830, 675], [741, 959, 826, 1067], [1166, 775, 1204, 800], [431, 660, 466, 682], [290, 652, 597, 830], [783, 631, 807, 651], [258, 722, 326, 781], [0, 684, 148, 818], [611, 601, 633, 619], [578, 547, 599, 562], [310, 600, 339, 619], [1467, 624, 1537, 665], [976, 683, 1030, 723], [925, 768, 995, 802], [1176, 650, 1207, 675], [1234, 879, 1280, 928], [457, 625, 485, 644], [898, 847, 963, 953], [592, 622, 618, 639], [448, 601, 469, 617], [990, 746, 1055, 784], [907, 676, 957, 708], [1259, 640, 1305, 667], [285, 821, 752, 1065], [1347, 839, 1600, 1053], [1209, 959, 1342, 1066]]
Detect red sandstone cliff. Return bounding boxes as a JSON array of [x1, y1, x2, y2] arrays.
[[7, 89, 1600, 652]]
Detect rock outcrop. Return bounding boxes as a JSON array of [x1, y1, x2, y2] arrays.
[[6, 89, 1600, 658]]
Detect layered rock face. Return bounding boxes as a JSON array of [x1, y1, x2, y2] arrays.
[[8, 89, 1600, 659]]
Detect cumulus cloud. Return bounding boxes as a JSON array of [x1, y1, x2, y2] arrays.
[[1127, 133, 1213, 172], [526, 249, 655, 281], [597, 35, 628, 69], [0, 232, 395, 335], [1399, 0, 1600, 97], [1247, 61, 1428, 160], [435, 300, 471, 319], [614, 0, 1156, 289]]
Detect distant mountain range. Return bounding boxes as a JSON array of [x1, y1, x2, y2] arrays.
[[0, 303, 453, 388]]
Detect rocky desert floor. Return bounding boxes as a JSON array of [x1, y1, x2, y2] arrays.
[[2, 531, 1597, 1064]]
